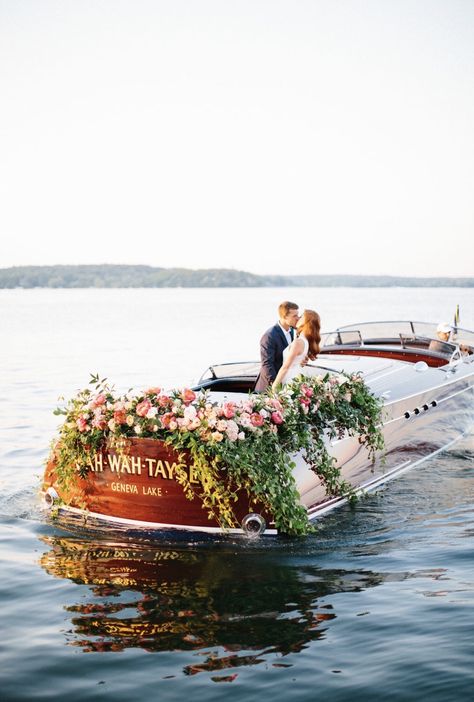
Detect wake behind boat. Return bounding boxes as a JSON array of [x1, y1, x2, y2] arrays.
[[42, 320, 474, 537]]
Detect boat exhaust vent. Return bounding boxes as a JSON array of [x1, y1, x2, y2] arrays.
[[405, 400, 437, 419], [241, 513, 266, 538], [44, 487, 59, 508]]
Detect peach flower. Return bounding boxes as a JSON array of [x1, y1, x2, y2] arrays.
[[136, 400, 152, 417], [250, 413, 264, 427], [181, 388, 196, 404]]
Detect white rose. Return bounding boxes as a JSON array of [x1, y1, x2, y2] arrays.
[[183, 405, 197, 421]]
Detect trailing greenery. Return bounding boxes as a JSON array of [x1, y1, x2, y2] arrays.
[[2, 264, 473, 288], [49, 372, 385, 535]]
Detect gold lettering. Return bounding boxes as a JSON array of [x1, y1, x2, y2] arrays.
[[108, 454, 122, 472], [153, 460, 168, 479], [88, 453, 104, 472], [130, 456, 142, 475], [189, 465, 200, 484], [142, 486, 162, 497], [165, 461, 176, 479], [168, 461, 186, 479], [110, 482, 138, 494], [146, 458, 156, 477], [121, 456, 131, 474]]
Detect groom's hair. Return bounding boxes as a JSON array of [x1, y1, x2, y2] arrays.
[[278, 301, 298, 317]]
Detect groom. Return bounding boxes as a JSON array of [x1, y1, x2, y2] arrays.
[[254, 301, 300, 392]]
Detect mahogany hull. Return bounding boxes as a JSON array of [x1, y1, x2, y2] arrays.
[[43, 438, 270, 533]]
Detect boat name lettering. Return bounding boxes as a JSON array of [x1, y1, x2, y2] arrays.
[[88, 453, 199, 483], [111, 482, 138, 494], [142, 486, 162, 496]]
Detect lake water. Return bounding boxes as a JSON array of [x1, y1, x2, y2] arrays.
[[1, 287, 474, 701]]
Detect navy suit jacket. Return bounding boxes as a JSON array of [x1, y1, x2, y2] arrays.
[[254, 323, 290, 392]]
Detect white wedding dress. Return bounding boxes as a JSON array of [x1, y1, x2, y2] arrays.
[[282, 334, 309, 384]]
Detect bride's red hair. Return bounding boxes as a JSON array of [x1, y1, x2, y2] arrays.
[[299, 310, 321, 360]]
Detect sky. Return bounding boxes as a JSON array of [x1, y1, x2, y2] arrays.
[[1, 0, 473, 277]]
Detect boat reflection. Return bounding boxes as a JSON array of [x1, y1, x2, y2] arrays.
[[38, 534, 396, 672]]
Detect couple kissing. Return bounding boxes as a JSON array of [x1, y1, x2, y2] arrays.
[[255, 301, 321, 392]]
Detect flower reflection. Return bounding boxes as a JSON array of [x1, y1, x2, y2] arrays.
[[39, 535, 389, 673]]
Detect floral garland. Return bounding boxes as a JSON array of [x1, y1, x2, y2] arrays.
[[50, 371, 384, 535]]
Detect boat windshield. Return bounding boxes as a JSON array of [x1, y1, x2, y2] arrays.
[[321, 321, 474, 350], [198, 361, 260, 383]]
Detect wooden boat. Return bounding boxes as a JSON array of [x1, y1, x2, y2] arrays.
[[43, 438, 270, 534], [42, 320, 474, 537]]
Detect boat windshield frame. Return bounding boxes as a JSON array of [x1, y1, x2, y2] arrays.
[[320, 320, 474, 354]]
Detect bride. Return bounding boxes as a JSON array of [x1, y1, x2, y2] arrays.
[[272, 309, 321, 390]]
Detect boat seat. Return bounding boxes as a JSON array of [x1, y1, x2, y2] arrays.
[[399, 334, 430, 349], [427, 339, 457, 355], [193, 377, 255, 393]]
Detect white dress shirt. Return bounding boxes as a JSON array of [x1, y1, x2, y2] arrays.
[[279, 323, 293, 345]]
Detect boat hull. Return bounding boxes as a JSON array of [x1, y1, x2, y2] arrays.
[[43, 438, 271, 535], [42, 352, 474, 537], [297, 372, 474, 514]]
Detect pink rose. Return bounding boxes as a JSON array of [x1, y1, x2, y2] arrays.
[[136, 400, 152, 417], [271, 411, 284, 425], [222, 402, 236, 419], [181, 388, 196, 404], [94, 393, 107, 406], [158, 395, 171, 407], [160, 412, 175, 429], [301, 384, 313, 398], [92, 416, 106, 430], [250, 412, 264, 427], [76, 417, 89, 432], [114, 409, 127, 425]]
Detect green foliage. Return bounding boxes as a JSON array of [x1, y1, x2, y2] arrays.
[[48, 372, 385, 535]]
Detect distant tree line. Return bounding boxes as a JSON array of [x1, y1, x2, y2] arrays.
[[0, 265, 472, 288]]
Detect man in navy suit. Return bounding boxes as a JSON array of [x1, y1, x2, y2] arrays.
[[254, 301, 300, 392]]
